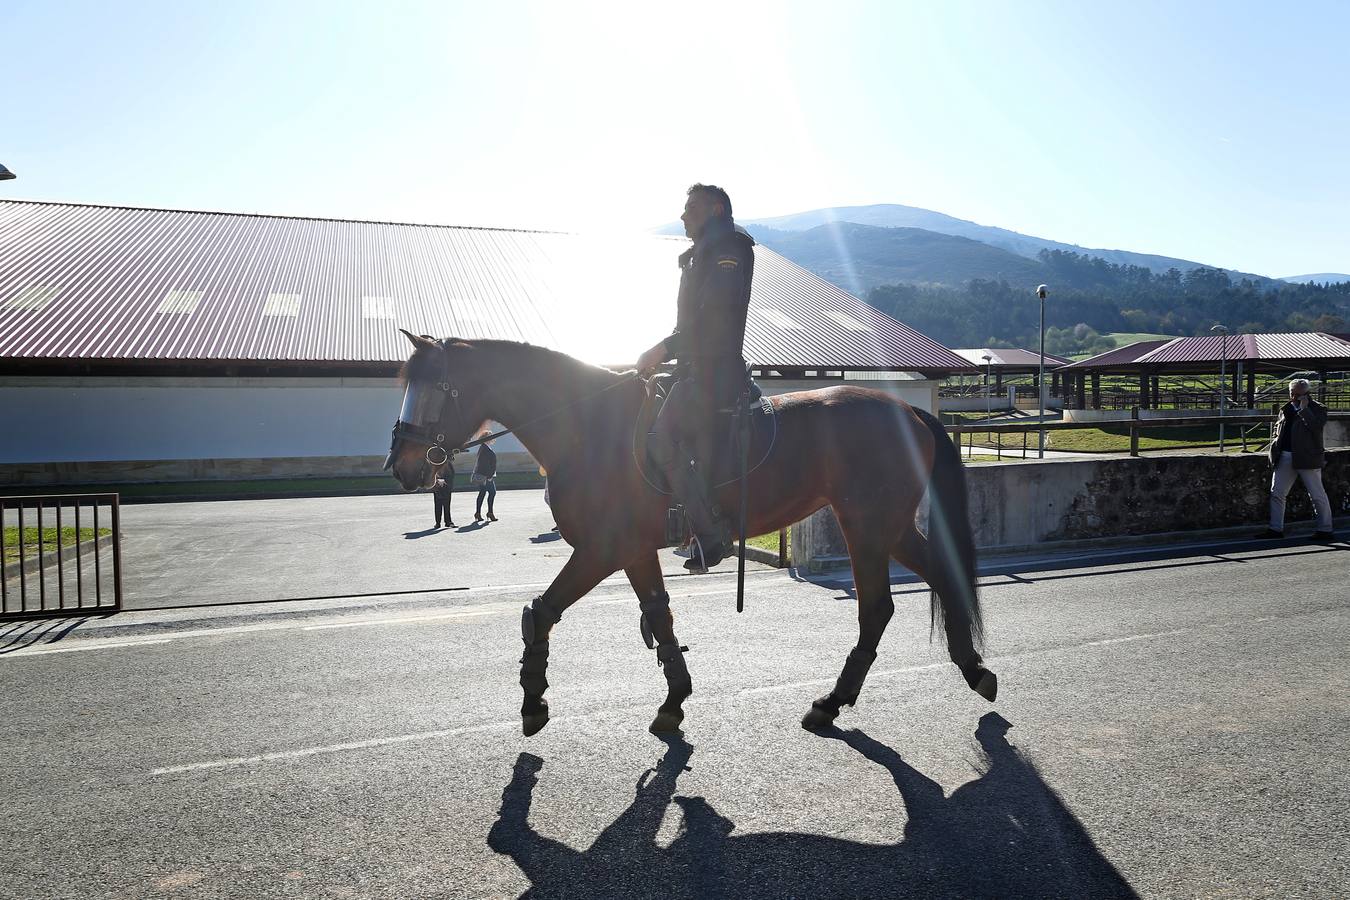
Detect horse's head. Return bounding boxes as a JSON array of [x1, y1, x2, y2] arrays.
[[386, 331, 487, 492]]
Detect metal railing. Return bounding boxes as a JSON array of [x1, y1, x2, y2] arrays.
[[1, 493, 123, 618], [947, 411, 1350, 460]]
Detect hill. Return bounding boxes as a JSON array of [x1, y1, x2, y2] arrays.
[[746, 223, 1044, 293], [743, 203, 1272, 283]]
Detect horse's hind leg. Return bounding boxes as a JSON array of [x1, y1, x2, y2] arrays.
[[625, 555, 692, 735], [893, 524, 996, 701], [519, 551, 613, 736], [802, 546, 893, 730]]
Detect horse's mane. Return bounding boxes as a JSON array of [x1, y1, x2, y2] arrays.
[[399, 338, 629, 388]]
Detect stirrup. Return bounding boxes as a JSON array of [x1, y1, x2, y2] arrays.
[[683, 535, 728, 573]]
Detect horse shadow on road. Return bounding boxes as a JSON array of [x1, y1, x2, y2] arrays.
[[488, 714, 1137, 899]]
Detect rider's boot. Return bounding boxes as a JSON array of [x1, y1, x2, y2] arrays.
[[670, 457, 730, 573]]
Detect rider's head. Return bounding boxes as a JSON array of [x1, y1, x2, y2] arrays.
[[682, 184, 732, 240]]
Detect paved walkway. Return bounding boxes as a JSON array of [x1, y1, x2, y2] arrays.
[[115, 489, 767, 610]]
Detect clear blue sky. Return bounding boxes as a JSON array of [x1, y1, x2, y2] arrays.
[[5, 0, 1347, 277]]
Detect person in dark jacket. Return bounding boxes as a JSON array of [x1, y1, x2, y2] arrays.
[[473, 433, 499, 523], [636, 184, 755, 572], [1259, 378, 1333, 539], [432, 455, 455, 529]]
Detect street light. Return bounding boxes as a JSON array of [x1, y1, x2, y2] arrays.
[[1211, 323, 1228, 451], [0, 164, 15, 181], [982, 353, 993, 418], [1035, 284, 1048, 458]]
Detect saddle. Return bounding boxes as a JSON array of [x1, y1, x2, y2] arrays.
[[633, 372, 778, 495]]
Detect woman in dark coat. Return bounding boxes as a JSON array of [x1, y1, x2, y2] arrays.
[[473, 435, 499, 522]]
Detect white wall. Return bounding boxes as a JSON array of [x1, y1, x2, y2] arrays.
[[0, 376, 527, 464]]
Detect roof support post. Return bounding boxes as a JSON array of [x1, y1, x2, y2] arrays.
[[1091, 373, 1101, 409], [1139, 373, 1149, 409], [1245, 368, 1256, 409]]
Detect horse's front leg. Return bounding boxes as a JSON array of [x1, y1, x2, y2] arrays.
[[625, 555, 692, 734], [519, 551, 613, 736]]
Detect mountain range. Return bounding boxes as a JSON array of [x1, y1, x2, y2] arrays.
[[723, 203, 1276, 295]]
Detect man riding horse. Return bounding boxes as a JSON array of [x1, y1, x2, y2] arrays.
[[635, 183, 756, 573]]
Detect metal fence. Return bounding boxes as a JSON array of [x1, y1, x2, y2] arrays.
[[1, 494, 122, 618], [946, 411, 1350, 460]]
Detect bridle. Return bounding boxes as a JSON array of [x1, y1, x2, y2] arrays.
[[385, 340, 469, 470], [385, 338, 642, 472]]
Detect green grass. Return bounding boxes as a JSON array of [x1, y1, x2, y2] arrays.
[[1047, 423, 1269, 453], [745, 529, 790, 562], [2, 526, 111, 564], [1099, 331, 1183, 346]]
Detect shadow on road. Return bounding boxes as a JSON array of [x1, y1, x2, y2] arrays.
[[402, 527, 443, 539], [529, 531, 562, 544], [487, 714, 1137, 899], [0, 617, 91, 654]]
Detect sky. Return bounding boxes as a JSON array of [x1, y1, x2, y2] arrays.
[[4, 0, 1348, 277]]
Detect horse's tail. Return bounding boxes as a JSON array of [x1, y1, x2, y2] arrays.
[[914, 408, 984, 652]]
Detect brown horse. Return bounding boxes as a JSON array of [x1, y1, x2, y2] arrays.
[[386, 333, 996, 736]]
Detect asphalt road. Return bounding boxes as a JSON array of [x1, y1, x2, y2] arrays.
[[1, 512, 1347, 898], [111, 490, 768, 610]]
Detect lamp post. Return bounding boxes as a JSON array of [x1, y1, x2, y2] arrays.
[[1035, 284, 1048, 458], [0, 164, 15, 182], [1211, 323, 1228, 451], [982, 353, 993, 418]]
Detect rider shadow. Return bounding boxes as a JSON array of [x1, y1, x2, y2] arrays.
[[487, 715, 1137, 899]]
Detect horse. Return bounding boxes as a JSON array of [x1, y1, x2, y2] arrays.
[[386, 332, 997, 737]]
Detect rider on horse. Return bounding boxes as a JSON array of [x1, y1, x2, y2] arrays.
[[636, 183, 756, 573]]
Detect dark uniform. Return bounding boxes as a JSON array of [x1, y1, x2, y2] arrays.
[[648, 214, 756, 566]]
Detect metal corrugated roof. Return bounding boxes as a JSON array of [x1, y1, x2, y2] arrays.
[[1136, 333, 1350, 365], [952, 348, 1073, 368], [0, 200, 972, 374], [1057, 339, 1171, 370]]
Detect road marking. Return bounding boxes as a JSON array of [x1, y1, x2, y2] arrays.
[[150, 721, 516, 775], [302, 610, 493, 630], [12, 638, 172, 656], [144, 610, 1326, 777]]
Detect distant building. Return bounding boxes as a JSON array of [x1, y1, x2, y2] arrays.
[[0, 200, 973, 486]]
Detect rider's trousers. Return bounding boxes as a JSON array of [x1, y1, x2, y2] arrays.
[[648, 366, 739, 544]]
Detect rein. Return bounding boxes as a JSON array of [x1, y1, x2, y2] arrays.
[[452, 370, 642, 454], [392, 340, 643, 466]]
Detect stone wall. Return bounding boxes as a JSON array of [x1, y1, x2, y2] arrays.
[[792, 449, 1350, 568], [965, 449, 1348, 549]]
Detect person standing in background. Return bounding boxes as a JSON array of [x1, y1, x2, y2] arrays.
[[1259, 378, 1333, 540], [473, 432, 499, 523], [432, 453, 456, 529]]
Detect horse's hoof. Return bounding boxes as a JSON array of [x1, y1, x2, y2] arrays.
[[649, 710, 684, 735], [973, 669, 998, 703], [801, 704, 837, 731], [522, 712, 550, 737]]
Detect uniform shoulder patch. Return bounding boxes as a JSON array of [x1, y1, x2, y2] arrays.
[[716, 255, 739, 269]]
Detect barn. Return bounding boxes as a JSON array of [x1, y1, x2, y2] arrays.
[[0, 200, 973, 488]]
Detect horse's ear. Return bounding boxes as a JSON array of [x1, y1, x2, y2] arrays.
[[399, 328, 437, 350]]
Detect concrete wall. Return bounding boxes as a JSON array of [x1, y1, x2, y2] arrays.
[[793, 449, 1350, 567], [0, 375, 531, 483]]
